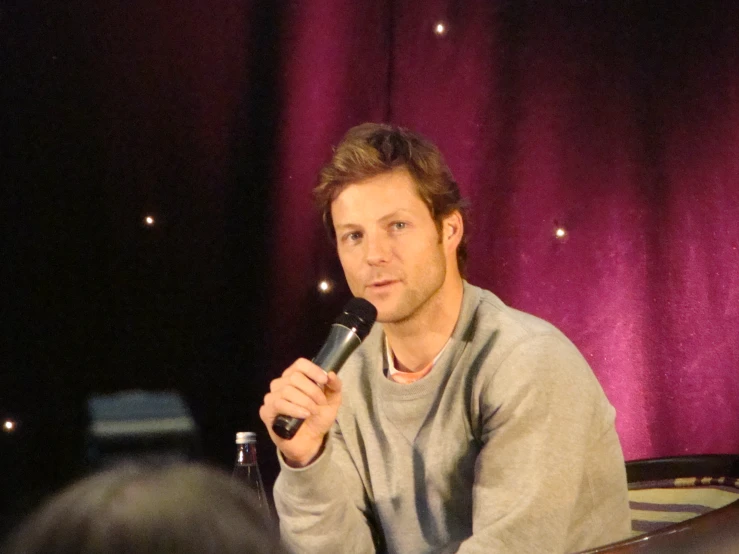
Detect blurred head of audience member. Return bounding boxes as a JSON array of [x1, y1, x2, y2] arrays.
[[1, 462, 287, 554]]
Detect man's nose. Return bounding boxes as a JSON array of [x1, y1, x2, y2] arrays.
[[365, 233, 391, 265]]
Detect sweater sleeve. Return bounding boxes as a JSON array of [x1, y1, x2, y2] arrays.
[[455, 333, 627, 554], [273, 423, 380, 554]]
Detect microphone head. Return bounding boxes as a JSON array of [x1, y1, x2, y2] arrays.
[[335, 297, 377, 341]]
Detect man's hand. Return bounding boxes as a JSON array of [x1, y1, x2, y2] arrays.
[[259, 358, 343, 467]]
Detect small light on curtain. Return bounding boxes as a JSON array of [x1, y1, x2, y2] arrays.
[[3, 420, 16, 433], [144, 215, 155, 226], [318, 280, 332, 293], [554, 227, 568, 240], [434, 22, 448, 36]]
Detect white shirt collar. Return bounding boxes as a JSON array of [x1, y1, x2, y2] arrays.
[[384, 335, 451, 379]]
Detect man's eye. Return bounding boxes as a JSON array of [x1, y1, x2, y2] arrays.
[[391, 222, 407, 231]]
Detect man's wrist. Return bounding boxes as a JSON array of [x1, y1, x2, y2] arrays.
[[281, 440, 327, 468]]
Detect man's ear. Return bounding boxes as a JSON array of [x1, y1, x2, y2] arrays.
[[442, 210, 464, 247]]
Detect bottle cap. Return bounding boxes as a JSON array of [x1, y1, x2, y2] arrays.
[[235, 431, 257, 444]]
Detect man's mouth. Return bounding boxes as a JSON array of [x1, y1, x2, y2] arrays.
[[368, 279, 398, 289]]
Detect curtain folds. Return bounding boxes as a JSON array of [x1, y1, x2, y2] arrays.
[[262, 1, 739, 460]]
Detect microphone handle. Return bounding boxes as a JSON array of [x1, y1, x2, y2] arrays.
[[272, 325, 360, 440], [271, 413, 305, 440]]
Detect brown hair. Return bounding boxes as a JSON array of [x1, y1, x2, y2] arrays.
[[1, 463, 288, 554], [314, 122, 469, 274]]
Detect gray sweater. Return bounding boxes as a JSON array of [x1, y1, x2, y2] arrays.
[[274, 283, 631, 553]]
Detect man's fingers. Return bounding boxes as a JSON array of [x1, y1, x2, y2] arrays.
[[259, 362, 344, 467], [276, 384, 325, 415], [262, 368, 335, 423], [286, 371, 329, 405], [325, 371, 343, 393], [286, 358, 329, 385], [263, 387, 313, 418], [269, 372, 328, 406], [272, 396, 312, 420]]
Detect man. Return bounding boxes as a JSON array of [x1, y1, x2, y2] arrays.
[[259, 123, 631, 553]]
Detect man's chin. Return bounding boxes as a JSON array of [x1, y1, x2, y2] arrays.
[[363, 291, 410, 323], [374, 305, 411, 325], [373, 306, 396, 324]]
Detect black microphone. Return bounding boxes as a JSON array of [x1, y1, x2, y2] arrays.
[[272, 297, 377, 440]]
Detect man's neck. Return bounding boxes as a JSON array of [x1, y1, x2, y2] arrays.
[[383, 278, 464, 372]]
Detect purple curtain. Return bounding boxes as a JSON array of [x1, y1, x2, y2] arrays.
[[6, 1, 737, 467], [263, 1, 739, 461]]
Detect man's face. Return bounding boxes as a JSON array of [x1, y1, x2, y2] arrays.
[[330, 169, 459, 324]]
